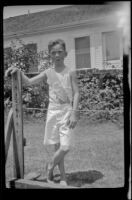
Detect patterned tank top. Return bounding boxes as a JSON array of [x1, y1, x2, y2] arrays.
[[45, 66, 73, 105]]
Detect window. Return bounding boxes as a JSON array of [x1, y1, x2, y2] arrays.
[[75, 36, 91, 69], [102, 31, 121, 61]]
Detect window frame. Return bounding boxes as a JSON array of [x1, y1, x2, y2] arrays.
[[74, 35, 91, 69], [102, 29, 123, 69]]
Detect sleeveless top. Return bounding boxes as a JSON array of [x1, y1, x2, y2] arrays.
[[45, 66, 73, 105]]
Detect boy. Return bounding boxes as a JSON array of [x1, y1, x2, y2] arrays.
[[5, 39, 80, 186]]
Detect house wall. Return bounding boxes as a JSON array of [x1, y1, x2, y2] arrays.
[[4, 22, 121, 71]]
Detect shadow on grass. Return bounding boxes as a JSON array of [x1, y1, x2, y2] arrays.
[[36, 170, 104, 187], [54, 170, 104, 187]]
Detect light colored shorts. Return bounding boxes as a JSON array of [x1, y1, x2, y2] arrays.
[[43, 103, 75, 150]]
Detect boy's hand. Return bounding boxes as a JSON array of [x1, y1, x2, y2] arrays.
[[5, 66, 19, 78], [66, 112, 78, 129]]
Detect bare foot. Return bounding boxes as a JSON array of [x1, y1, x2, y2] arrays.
[[60, 180, 68, 186]]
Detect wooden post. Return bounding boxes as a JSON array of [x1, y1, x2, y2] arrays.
[[5, 108, 13, 163], [12, 70, 24, 179]]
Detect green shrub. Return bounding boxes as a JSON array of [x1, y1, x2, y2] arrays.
[[77, 68, 123, 121], [4, 39, 51, 112]]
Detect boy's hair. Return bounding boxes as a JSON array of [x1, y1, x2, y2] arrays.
[[48, 39, 66, 53]]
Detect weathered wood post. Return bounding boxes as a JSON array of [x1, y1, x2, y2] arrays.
[[12, 70, 24, 179], [5, 108, 13, 163]]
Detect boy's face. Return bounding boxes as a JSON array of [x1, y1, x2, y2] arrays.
[[50, 44, 67, 64]]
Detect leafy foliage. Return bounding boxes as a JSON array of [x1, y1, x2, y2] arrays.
[[37, 50, 53, 72], [4, 39, 37, 72], [4, 38, 51, 111], [77, 69, 123, 122]]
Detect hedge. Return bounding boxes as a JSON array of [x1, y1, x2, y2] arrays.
[[4, 68, 123, 122]]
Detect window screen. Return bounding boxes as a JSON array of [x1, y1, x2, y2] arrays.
[[102, 31, 121, 61], [75, 36, 91, 69]]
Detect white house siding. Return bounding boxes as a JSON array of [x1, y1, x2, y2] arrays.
[[4, 20, 122, 71], [94, 32, 103, 69]]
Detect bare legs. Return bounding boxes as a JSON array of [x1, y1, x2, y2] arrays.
[[47, 143, 69, 183], [54, 143, 68, 181]]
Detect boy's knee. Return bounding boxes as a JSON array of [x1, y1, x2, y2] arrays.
[[54, 143, 60, 151], [60, 145, 70, 153]]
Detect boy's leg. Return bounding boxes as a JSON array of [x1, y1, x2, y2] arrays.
[[58, 157, 66, 182], [54, 144, 67, 181], [48, 145, 69, 180]]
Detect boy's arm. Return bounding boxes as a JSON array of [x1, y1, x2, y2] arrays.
[[70, 71, 80, 117], [5, 66, 47, 86], [67, 71, 80, 129], [21, 71, 47, 86]]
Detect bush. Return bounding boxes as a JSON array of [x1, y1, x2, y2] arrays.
[[77, 68, 123, 121], [22, 80, 49, 117], [4, 39, 51, 113]]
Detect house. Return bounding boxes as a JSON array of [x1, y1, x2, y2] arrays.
[[4, 3, 126, 72]]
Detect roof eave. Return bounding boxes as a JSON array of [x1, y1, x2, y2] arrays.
[[4, 15, 118, 40]]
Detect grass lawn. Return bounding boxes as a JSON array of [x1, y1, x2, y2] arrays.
[[5, 115, 124, 188]]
